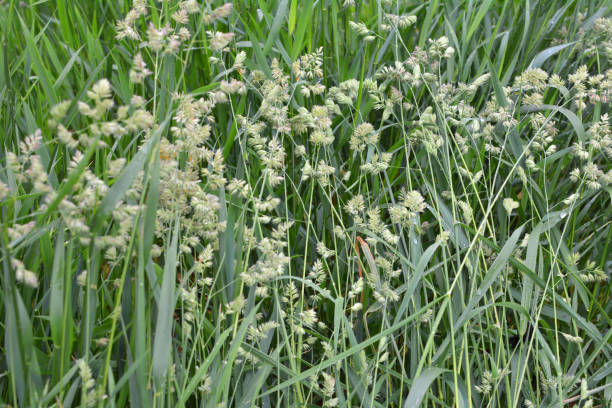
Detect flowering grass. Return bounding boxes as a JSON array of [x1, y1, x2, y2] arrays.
[[1, 0, 611, 407]]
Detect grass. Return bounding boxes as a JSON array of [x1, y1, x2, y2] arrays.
[[0, 0, 611, 407]]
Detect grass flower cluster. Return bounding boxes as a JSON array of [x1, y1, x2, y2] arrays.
[[0, 0, 611, 407]]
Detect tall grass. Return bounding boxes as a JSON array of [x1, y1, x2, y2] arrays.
[[1, 0, 611, 407]]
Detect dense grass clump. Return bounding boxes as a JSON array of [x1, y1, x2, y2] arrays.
[[1, 0, 611, 407]]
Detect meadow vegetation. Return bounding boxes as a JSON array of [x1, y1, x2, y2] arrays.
[[0, 0, 611, 406]]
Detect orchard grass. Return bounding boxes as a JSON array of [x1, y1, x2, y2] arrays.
[[1, 0, 612, 407]]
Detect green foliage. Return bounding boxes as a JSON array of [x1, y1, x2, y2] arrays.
[[0, 0, 611, 407]]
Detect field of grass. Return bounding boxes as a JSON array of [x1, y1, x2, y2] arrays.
[[1, 0, 611, 406]]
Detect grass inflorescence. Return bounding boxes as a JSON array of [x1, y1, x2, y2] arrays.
[[0, 0, 611, 407]]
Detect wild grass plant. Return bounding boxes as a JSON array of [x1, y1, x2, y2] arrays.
[[0, 0, 611, 407]]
